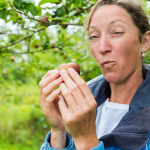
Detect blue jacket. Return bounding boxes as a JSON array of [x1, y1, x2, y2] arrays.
[[41, 65, 150, 150]]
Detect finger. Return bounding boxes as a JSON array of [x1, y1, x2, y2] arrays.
[[42, 69, 57, 80], [60, 69, 87, 106], [45, 88, 61, 111], [40, 91, 47, 109], [42, 77, 63, 97], [53, 96, 62, 115], [39, 88, 45, 109], [67, 68, 95, 103], [41, 77, 62, 108], [40, 75, 62, 109], [39, 70, 60, 89], [39, 88, 42, 104], [45, 88, 61, 103], [58, 96, 70, 122], [59, 82, 78, 111]]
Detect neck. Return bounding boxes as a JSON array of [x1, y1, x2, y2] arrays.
[[109, 69, 144, 105]]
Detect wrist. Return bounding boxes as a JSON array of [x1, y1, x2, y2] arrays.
[[73, 135, 99, 150], [50, 128, 66, 149], [51, 125, 66, 133]]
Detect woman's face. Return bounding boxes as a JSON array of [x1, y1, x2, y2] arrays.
[[89, 5, 143, 84]]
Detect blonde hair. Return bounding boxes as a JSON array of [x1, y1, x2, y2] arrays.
[[83, 0, 150, 42]]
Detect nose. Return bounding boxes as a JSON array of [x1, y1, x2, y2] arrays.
[[98, 36, 112, 54]]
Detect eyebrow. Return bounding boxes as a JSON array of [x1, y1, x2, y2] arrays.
[[89, 19, 125, 29], [109, 19, 125, 25]]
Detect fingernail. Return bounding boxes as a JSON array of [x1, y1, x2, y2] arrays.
[[60, 69, 67, 75], [68, 68, 75, 73], [53, 69, 59, 75], [57, 77, 62, 82], [54, 69, 59, 72], [56, 88, 61, 92], [42, 69, 58, 79]]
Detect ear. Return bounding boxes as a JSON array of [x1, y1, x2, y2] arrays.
[[141, 31, 150, 52]]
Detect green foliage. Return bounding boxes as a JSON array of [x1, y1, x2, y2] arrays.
[[0, 0, 99, 84], [0, 1, 7, 19], [24, 3, 37, 16], [39, 0, 61, 6], [13, 0, 37, 15], [0, 82, 50, 149], [0, 8, 7, 19], [0, 0, 150, 149], [13, 0, 23, 9], [0, 0, 99, 148]]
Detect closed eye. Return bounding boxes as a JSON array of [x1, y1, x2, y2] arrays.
[[114, 32, 124, 34]]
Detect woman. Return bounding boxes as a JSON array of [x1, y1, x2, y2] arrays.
[[39, 0, 150, 149]]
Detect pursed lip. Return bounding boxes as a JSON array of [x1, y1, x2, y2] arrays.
[[101, 61, 116, 66]]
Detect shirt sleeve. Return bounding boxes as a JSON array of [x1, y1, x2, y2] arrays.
[[40, 131, 74, 150], [90, 141, 104, 150], [40, 130, 150, 150], [40, 131, 105, 150]]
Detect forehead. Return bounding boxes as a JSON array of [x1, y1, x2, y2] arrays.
[[90, 4, 133, 28]]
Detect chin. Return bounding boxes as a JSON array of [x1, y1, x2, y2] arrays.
[[104, 73, 122, 84]]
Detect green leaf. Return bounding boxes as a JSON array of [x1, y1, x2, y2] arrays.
[[24, 3, 37, 16], [0, 0, 6, 3], [13, 0, 23, 9], [0, 2, 7, 9], [36, 6, 42, 16], [68, 10, 77, 17], [0, 8, 7, 19], [55, 7, 67, 17], [39, 0, 60, 6], [22, 0, 35, 3]]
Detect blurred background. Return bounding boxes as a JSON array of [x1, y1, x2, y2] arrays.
[[0, 0, 150, 149]]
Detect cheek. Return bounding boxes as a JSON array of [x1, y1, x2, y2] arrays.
[[91, 49, 97, 58], [91, 45, 100, 61], [116, 38, 141, 67]]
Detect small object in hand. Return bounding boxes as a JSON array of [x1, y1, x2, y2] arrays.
[[58, 62, 80, 75]]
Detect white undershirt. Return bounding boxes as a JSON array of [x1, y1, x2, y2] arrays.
[[97, 98, 129, 139]]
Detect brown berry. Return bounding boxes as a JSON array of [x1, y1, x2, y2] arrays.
[[58, 62, 80, 75]]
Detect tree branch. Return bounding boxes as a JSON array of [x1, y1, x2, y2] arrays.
[[22, 27, 37, 32], [0, 48, 50, 54], [0, 27, 46, 49], [0, 31, 7, 34], [74, 5, 93, 16], [7, 1, 48, 24], [0, 1, 88, 51], [8, 1, 91, 26], [1, 42, 61, 54], [27, 32, 31, 52], [0, 42, 63, 54], [0, 27, 81, 54], [0, 33, 34, 49]]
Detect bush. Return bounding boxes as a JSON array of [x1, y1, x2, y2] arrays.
[[0, 82, 50, 149]]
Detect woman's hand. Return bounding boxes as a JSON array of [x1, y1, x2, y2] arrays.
[[39, 69, 64, 130], [58, 68, 99, 150], [39, 69, 66, 149]]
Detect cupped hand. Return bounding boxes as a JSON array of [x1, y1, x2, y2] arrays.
[[39, 69, 65, 131], [58, 68, 99, 149]]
